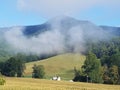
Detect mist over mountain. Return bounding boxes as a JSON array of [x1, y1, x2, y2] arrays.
[[100, 26, 120, 36], [0, 16, 120, 57]]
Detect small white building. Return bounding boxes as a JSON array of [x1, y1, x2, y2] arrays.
[[52, 76, 61, 81]]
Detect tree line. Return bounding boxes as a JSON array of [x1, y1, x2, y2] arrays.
[[73, 37, 120, 84], [0, 54, 45, 78]]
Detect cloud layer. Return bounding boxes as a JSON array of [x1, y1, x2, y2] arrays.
[[4, 17, 111, 55], [4, 27, 66, 55]]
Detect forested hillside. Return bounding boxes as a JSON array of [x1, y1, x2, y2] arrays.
[[73, 37, 120, 84]]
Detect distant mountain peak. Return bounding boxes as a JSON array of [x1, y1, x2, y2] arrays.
[[47, 15, 90, 24], [46, 15, 93, 30]]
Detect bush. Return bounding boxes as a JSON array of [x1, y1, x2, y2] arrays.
[[32, 64, 45, 78], [0, 74, 6, 85]]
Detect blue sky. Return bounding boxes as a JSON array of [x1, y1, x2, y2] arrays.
[[0, 0, 46, 27], [0, 0, 120, 27]]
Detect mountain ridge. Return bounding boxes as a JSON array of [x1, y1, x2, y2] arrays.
[[0, 16, 120, 37], [0, 16, 120, 60]]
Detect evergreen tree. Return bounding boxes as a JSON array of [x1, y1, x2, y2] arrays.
[[82, 52, 103, 83]]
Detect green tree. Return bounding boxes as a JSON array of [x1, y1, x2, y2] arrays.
[[82, 52, 103, 83], [102, 64, 110, 84], [109, 65, 119, 84], [102, 65, 119, 84], [73, 67, 88, 82], [2, 57, 17, 76], [14, 54, 26, 77], [0, 57, 25, 77], [109, 53, 120, 67], [32, 64, 45, 78]]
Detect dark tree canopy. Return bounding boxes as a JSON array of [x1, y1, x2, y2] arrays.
[[32, 64, 45, 78], [0, 56, 25, 77]]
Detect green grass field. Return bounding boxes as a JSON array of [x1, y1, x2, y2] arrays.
[[25, 53, 85, 80], [1, 77, 120, 90]]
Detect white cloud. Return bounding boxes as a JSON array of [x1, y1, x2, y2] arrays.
[[16, 0, 98, 18], [17, 0, 120, 18], [4, 20, 110, 55], [4, 27, 66, 55], [17, 0, 27, 10]]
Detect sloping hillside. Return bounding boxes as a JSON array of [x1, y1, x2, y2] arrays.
[[25, 53, 85, 80]]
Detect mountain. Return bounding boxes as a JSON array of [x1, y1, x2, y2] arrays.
[[22, 16, 120, 37], [1, 16, 120, 36], [22, 16, 87, 36], [0, 16, 120, 61], [23, 16, 105, 37], [100, 26, 120, 36]]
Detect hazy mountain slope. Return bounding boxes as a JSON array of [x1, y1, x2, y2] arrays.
[[23, 24, 51, 36], [23, 16, 120, 38], [23, 16, 109, 39], [0, 30, 14, 61], [100, 26, 120, 36], [0, 16, 120, 60]]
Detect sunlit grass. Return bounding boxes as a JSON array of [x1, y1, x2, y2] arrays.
[[1, 77, 120, 90], [25, 53, 85, 80]]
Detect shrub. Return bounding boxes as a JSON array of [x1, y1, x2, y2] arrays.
[[0, 74, 6, 85], [32, 64, 45, 78]]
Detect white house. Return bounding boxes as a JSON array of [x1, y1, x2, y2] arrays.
[[52, 76, 61, 81]]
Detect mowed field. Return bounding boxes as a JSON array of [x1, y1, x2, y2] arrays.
[[1, 77, 120, 90], [25, 53, 85, 80]]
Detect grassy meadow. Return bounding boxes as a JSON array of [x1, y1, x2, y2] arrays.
[[25, 53, 85, 80], [1, 53, 120, 90], [1, 77, 120, 90]]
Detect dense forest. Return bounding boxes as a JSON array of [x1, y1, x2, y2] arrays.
[[73, 37, 120, 84]]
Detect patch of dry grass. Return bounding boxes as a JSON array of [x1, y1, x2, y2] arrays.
[[1, 77, 120, 90]]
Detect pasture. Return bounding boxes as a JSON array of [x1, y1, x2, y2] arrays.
[[0, 77, 120, 90], [25, 53, 85, 80]]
